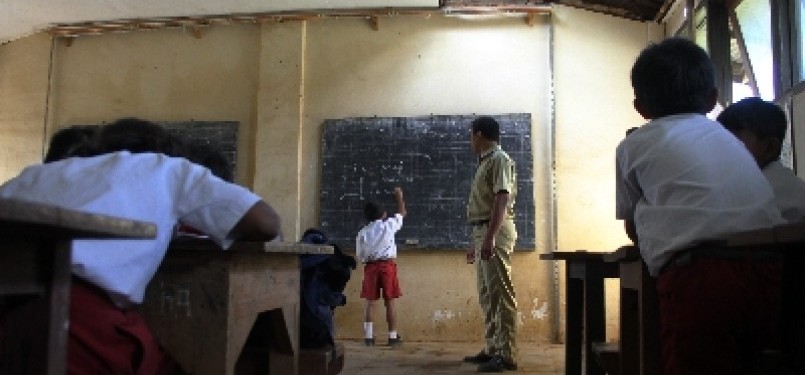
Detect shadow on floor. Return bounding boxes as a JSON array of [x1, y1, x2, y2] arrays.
[[340, 339, 564, 374]]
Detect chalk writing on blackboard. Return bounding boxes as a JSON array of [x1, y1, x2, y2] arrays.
[[319, 114, 534, 251]]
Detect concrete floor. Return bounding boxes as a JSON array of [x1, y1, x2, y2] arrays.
[[340, 339, 565, 374]]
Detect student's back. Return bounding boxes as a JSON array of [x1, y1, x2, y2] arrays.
[[0, 151, 260, 306], [616, 38, 782, 275], [615, 37, 784, 375]]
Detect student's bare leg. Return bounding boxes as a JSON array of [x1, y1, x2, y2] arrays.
[[363, 299, 376, 345], [364, 298, 375, 323], [385, 298, 396, 332]]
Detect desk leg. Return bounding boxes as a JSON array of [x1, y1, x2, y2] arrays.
[[620, 286, 639, 375], [566, 264, 583, 375], [267, 304, 298, 375], [45, 241, 72, 375], [584, 266, 606, 375]]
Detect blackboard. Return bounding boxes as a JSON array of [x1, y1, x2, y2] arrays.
[[319, 114, 535, 250], [68, 121, 239, 174]]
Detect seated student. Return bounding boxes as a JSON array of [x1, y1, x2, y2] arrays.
[[616, 38, 784, 375], [717, 97, 805, 223], [0, 117, 282, 375]]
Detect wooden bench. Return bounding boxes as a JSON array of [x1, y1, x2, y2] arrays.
[[0, 198, 156, 375]]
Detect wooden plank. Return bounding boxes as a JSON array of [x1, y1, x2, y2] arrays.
[[0, 198, 156, 239]]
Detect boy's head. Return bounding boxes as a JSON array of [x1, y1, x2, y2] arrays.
[[96, 118, 185, 157], [363, 200, 386, 222], [44, 125, 98, 163], [631, 37, 718, 119], [716, 97, 787, 167]]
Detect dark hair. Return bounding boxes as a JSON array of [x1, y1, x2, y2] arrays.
[[44, 125, 98, 163], [471, 116, 500, 142], [186, 142, 234, 182], [363, 200, 385, 222], [631, 37, 716, 118], [301, 228, 329, 244], [717, 97, 787, 145], [96, 118, 185, 156]]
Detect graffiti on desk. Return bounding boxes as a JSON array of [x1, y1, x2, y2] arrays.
[[155, 281, 192, 317]]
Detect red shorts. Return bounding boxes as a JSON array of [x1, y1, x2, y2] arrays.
[[0, 278, 179, 375], [360, 260, 402, 301], [68, 278, 180, 375], [656, 257, 781, 375]]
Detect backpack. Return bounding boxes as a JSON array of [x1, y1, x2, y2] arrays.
[[299, 243, 356, 349]]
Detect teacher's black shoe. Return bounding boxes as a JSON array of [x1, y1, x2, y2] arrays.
[[477, 355, 517, 372], [364, 338, 375, 346], [463, 350, 493, 364]]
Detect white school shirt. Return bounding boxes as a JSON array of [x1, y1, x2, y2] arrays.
[[615, 114, 783, 276], [763, 160, 805, 224], [356, 214, 403, 263], [0, 151, 261, 307]]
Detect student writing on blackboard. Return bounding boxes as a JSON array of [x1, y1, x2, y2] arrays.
[[356, 187, 406, 347], [463, 116, 519, 372]]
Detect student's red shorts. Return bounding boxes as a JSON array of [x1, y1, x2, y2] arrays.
[[656, 256, 781, 375], [0, 277, 179, 375], [360, 259, 402, 301]]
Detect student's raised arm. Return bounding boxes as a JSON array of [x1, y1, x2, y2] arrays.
[[393, 187, 407, 217], [228, 200, 283, 242]]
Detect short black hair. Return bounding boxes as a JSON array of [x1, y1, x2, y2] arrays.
[[471, 116, 500, 142], [631, 37, 716, 118], [717, 97, 787, 144], [44, 125, 97, 163], [363, 200, 385, 222], [96, 118, 185, 157], [186, 142, 234, 182]]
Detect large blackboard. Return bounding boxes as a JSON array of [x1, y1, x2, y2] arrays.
[[319, 114, 534, 250]]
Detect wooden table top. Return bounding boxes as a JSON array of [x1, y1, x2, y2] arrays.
[[0, 198, 156, 239], [169, 236, 334, 255]]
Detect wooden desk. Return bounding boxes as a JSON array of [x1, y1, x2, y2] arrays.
[[0, 198, 157, 375], [540, 251, 619, 375], [602, 246, 661, 375], [141, 239, 333, 375]]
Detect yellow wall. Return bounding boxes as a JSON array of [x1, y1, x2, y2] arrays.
[[553, 7, 662, 340], [0, 6, 654, 343], [0, 33, 51, 182]]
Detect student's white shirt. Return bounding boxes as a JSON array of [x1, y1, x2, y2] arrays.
[[763, 160, 805, 224], [615, 113, 783, 276], [0, 151, 261, 307], [356, 214, 403, 263]]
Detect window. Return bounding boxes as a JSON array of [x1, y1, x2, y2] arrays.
[[798, 0, 805, 81], [728, 0, 774, 101]]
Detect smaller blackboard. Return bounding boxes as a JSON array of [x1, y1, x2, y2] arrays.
[[319, 114, 535, 250]]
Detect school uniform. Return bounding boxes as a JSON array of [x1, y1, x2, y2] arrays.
[[467, 144, 518, 366], [616, 113, 785, 375], [0, 151, 261, 375], [356, 213, 403, 300]]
